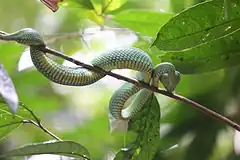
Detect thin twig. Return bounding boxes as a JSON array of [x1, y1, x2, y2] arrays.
[[28, 120, 61, 141], [0, 120, 31, 128], [38, 46, 240, 131], [19, 102, 61, 140]]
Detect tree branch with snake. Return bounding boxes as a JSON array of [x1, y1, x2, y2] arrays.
[[0, 28, 239, 132]]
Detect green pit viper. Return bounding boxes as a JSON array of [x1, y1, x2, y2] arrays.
[[0, 28, 180, 120]]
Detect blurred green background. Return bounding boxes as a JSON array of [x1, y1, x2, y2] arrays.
[[0, 0, 240, 160]]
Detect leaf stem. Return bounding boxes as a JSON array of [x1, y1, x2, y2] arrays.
[[19, 102, 61, 141]]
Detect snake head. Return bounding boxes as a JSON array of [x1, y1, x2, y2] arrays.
[[153, 62, 181, 92], [7, 28, 45, 46], [160, 71, 180, 92]]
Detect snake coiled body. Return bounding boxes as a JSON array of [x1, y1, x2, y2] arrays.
[[0, 28, 180, 120]]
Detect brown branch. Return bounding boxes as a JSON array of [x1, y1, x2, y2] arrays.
[[38, 46, 240, 131]]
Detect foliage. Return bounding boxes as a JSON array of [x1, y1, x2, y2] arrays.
[[0, 0, 239, 160]]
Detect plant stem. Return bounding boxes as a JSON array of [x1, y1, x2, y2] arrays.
[[19, 102, 61, 140]]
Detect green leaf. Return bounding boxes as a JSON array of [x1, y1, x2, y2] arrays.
[[90, 0, 127, 13], [170, 0, 185, 13], [0, 140, 90, 159], [158, 28, 240, 74], [152, 0, 240, 51], [103, 0, 128, 12], [113, 10, 173, 36], [66, 0, 94, 9], [65, 0, 104, 24], [0, 101, 45, 140], [0, 103, 22, 140], [114, 94, 160, 160]]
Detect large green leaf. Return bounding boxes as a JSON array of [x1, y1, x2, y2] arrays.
[[152, 0, 240, 51], [114, 94, 160, 159], [0, 140, 90, 159], [113, 10, 173, 36], [158, 28, 240, 74]]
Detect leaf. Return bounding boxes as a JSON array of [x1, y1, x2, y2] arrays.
[[0, 102, 22, 140], [152, 0, 240, 51], [65, 0, 104, 24], [184, 128, 218, 160], [158, 28, 240, 74], [113, 10, 173, 36], [0, 64, 18, 113], [103, 0, 128, 12], [114, 94, 160, 160], [90, 0, 127, 13], [0, 140, 90, 159], [0, 101, 44, 140], [66, 0, 94, 9], [170, 0, 185, 13]]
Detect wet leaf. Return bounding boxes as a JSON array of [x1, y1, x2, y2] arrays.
[[152, 0, 240, 51]]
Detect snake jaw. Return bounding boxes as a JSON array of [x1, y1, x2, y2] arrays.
[[7, 28, 45, 46]]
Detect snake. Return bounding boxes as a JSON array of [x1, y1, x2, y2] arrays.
[[0, 28, 180, 120]]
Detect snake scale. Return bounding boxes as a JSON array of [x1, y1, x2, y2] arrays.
[[0, 28, 180, 120]]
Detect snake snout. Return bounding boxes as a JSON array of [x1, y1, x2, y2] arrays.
[[160, 70, 181, 92], [10, 28, 45, 46]]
